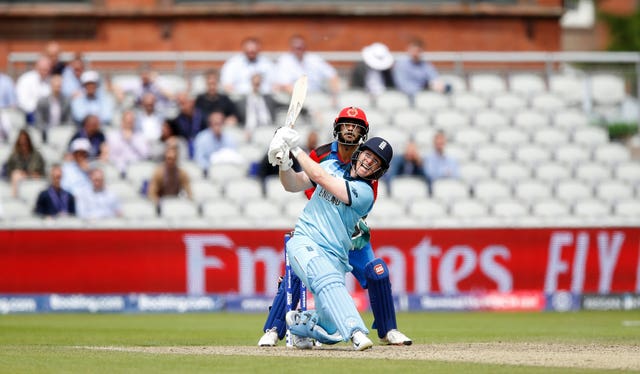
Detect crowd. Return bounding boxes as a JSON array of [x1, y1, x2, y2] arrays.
[[0, 36, 457, 221]]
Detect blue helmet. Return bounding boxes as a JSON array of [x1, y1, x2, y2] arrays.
[[351, 136, 393, 180]]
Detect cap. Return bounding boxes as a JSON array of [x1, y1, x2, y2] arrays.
[[80, 70, 100, 85], [361, 43, 394, 71], [70, 138, 91, 153]]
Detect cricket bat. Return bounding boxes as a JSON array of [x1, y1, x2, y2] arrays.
[[275, 75, 308, 161]]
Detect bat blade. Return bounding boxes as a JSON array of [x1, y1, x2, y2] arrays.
[[276, 75, 308, 161]]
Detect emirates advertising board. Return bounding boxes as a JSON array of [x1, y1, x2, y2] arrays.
[[0, 228, 639, 313]]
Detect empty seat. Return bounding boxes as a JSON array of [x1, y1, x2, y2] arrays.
[[439, 74, 467, 92], [431, 179, 469, 202], [433, 109, 470, 130], [450, 199, 489, 219], [572, 127, 608, 148], [265, 175, 307, 203], [223, 178, 263, 203], [594, 181, 634, 204], [371, 128, 410, 154], [469, 73, 506, 97], [283, 198, 308, 220], [304, 91, 334, 111], [375, 90, 411, 111], [590, 74, 626, 106], [530, 93, 565, 113], [555, 180, 592, 204], [156, 74, 188, 96], [389, 176, 430, 201], [45, 125, 75, 151], [532, 128, 570, 149], [492, 93, 527, 114], [552, 109, 590, 131], [369, 199, 407, 221], [338, 90, 372, 109], [513, 110, 549, 131], [443, 143, 472, 164], [554, 145, 590, 166], [534, 162, 571, 184], [392, 109, 429, 131], [474, 109, 510, 131], [125, 160, 157, 189], [243, 198, 283, 223], [181, 160, 206, 181], [514, 145, 551, 168], [574, 162, 611, 186], [201, 199, 242, 222], [453, 127, 489, 149], [407, 198, 448, 222], [531, 199, 571, 218], [613, 161, 640, 185], [508, 73, 546, 97], [474, 144, 511, 165], [513, 179, 553, 202], [573, 198, 610, 219], [414, 91, 450, 112], [159, 197, 199, 219], [208, 163, 249, 184], [494, 162, 531, 185], [613, 199, 640, 218], [473, 179, 511, 203], [549, 74, 586, 105], [413, 128, 436, 149], [1, 198, 33, 219], [458, 162, 491, 185], [452, 92, 487, 113], [17, 179, 48, 206], [493, 128, 529, 149], [109, 180, 140, 200], [249, 126, 279, 149], [491, 199, 529, 219], [190, 179, 222, 203], [363, 108, 391, 127], [593, 143, 631, 166], [120, 198, 157, 219]]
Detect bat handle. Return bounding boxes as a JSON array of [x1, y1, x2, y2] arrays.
[[275, 150, 284, 161]]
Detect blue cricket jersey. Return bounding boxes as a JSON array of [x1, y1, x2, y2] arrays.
[[294, 159, 374, 267]]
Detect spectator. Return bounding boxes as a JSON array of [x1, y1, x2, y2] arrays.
[[70, 70, 115, 126], [194, 69, 239, 125], [220, 37, 275, 95], [147, 146, 192, 204], [45, 41, 66, 75], [170, 91, 206, 158], [273, 34, 340, 97], [423, 130, 459, 191], [0, 71, 17, 142], [350, 42, 395, 98], [34, 163, 75, 218], [136, 92, 165, 143], [16, 55, 51, 125], [35, 74, 72, 143], [69, 114, 107, 161], [61, 138, 92, 196], [107, 110, 149, 175], [236, 73, 284, 140], [4, 129, 46, 197], [384, 139, 426, 182], [148, 119, 188, 162], [75, 167, 122, 220], [193, 110, 239, 171], [393, 37, 451, 104], [135, 64, 173, 110], [61, 53, 85, 99]]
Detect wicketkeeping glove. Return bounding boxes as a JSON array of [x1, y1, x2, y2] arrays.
[[351, 218, 371, 250]]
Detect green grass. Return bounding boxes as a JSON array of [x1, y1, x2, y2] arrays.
[[0, 311, 638, 373]]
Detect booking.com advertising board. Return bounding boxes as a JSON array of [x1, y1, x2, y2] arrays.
[[1, 228, 639, 314]]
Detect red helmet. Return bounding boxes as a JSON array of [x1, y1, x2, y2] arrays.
[[333, 106, 369, 145]]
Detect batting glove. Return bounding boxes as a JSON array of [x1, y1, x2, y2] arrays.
[[278, 127, 300, 149]]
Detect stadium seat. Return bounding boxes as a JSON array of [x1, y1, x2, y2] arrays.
[[548, 74, 586, 106], [338, 89, 372, 109], [432, 109, 470, 131], [440, 74, 467, 92], [0, 181, 12, 199], [407, 198, 448, 222], [249, 126, 279, 149], [613, 199, 640, 218], [555, 180, 593, 204], [413, 128, 436, 149], [530, 93, 565, 113], [389, 176, 430, 201], [120, 198, 157, 219], [613, 161, 640, 186], [473, 109, 510, 132], [109, 180, 140, 200], [459, 162, 491, 185], [532, 128, 570, 149], [452, 92, 487, 113], [474, 144, 511, 165], [594, 181, 634, 204], [453, 127, 490, 149], [552, 109, 590, 131], [431, 179, 469, 202], [572, 127, 609, 148], [450, 199, 489, 220], [572, 198, 611, 219], [159, 197, 199, 219], [124, 160, 157, 190], [181, 160, 206, 181], [469, 73, 506, 97], [369, 199, 407, 221], [531, 199, 571, 219], [493, 128, 529, 149], [46, 125, 75, 151], [534, 162, 571, 185], [414, 91, 450, 112], [17, 179, 48, 207], [243, 198, 283, 222], [491, 93, 527, 114], [391, 109, 429, 132], [494, 162, 531, 186], [508, 73, 546, 97], [190, 179, 222, 203], [237, 143, 266, 165], [208, 163, 249, 184], [574, 162, 611, 186], [264, 175, 307, 204], [201, 199, 242, 222], [592, 143, 631, 166], [304, 91, 334, 112], [371, 127, 410, 153], [554, 145, 590, 167], [156, 74, 188, 96], [283, 198, 308, 220], [375, 90, 411, 111], [491, 199, 529, 219], [1, 198, 33, 219], [445, 143, 472, 163], [474, 179, 511, 204], [512, 110, 549, 131], [223, 178, 263, 204], [590, 73, 626, 107], [513, 179, 553, 202]]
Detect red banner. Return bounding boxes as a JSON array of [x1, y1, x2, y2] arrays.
[[0, 228, 638, 294]]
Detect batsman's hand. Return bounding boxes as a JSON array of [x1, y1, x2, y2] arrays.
[[350, 218, 371, 250], [267, 132, 286, 166], [277, 127, 300, 149]]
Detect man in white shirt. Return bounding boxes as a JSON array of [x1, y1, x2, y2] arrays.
[[76, 167, 122, 220], [273, 34, 340, 96], [16, 56, 52, 124], [107, 110, 149, 174], [220, 37, 275, 95]]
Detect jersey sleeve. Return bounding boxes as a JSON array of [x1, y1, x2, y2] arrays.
[[346, 180, 374, 217], [304, 148, 321, 199]]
